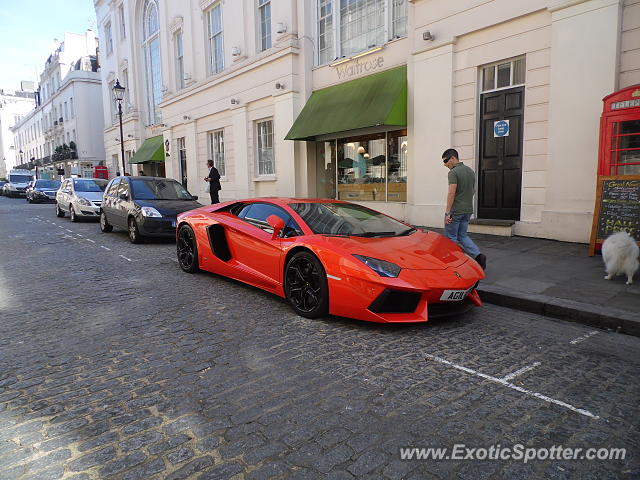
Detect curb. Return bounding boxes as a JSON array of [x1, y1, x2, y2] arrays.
[[478, 284, 640, 337]]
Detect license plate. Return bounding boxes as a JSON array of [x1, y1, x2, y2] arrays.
[[171, 221, 176, 227], [440, 288, 471, 301]]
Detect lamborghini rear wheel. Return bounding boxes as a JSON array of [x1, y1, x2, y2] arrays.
[[284, 251, 329, 319], [177, 224, 199, 273]]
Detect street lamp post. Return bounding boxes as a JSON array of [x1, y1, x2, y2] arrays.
[[112, 80, 126, 176]]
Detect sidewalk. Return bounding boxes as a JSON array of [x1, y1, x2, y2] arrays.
[[423, 228, 640, 336]]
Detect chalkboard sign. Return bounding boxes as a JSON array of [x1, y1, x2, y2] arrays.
[[589, 175, 640, 256]]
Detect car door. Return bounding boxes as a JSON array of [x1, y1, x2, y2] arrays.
[[102, 178, 120, 224], [113, 178, 131, 228], [58, 180, 71, 211], [224, 203, 296, 289]]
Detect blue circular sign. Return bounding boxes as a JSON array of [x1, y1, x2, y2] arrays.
[[494, 120, 509, 137]]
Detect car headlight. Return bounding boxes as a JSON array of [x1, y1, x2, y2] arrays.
[[353, 254, 401, 278], [141, 207, 162, 217], [77, 197, 92, 206]]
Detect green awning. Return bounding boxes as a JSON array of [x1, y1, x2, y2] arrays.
[[285, 65, 407, 141], [129, 135, 165, 164]]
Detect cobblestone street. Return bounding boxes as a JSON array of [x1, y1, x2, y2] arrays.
[[1, 196, 639, 479]]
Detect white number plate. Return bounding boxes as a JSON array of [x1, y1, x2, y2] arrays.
[[440, 288, 471, 301]]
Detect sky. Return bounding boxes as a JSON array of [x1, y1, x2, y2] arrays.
[[0, 0, 97, 91]]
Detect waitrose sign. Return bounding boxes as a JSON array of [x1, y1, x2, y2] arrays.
[[336, 57, 385, 80]]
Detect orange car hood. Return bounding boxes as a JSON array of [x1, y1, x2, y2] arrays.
[[318, 230, 468, 270]]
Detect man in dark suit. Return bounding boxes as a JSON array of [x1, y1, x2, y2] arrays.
[[204, 160, 221, 204]]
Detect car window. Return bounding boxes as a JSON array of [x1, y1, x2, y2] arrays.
[[116, 179, 130, 198], [106, 178, 120, 196], [35, 180, 61, 189], [74, 179, 108, 192], [61, 180, 70, 191], [239, 203, 301, 237], [130, 179, 193, 200]]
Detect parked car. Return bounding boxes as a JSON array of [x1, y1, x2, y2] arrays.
[[4, 169, 33, 197], [26, 179, 61, 203], [56, 178, 108, 221], [176, 198, 485, 323], [0, 181, 6, 195], [100, 176, 201, 243]]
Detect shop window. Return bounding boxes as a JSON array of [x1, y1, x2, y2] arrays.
[[325, 130, 406, 202], [256, 119, 274, 176], [481, 57, 525, 92], [610, 120, 640, 175], [208, 129, 225, 177], [316, 140, 337, 199]]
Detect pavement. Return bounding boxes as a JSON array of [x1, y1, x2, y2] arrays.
[[424, 228, 640, 337]]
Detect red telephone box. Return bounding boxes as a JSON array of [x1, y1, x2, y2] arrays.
[[598, 84, 640, 175], [94, 165, 109, 180]]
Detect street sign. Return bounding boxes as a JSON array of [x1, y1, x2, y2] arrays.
[[494, 119, 510, 137]]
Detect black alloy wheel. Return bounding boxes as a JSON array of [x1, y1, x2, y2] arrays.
[[70, 205, 78, 222], [177, 225, 199, 273], [56, 203, 65, 218], [100, 211, 113, 232], [128, 217, 144, 244], [284, 251, 329, 319]]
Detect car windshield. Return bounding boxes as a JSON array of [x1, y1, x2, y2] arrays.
[[35, 180, 61, 189], [74, 179, 107, 192], [131, 179, 193, 200], [289, 202, 415, 237], [10, 175, 31, 183]]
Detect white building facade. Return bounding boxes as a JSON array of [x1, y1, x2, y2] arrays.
[[10, 31, 106, 179], [0, 88, 36, 178], [94, 0, 640, 243]]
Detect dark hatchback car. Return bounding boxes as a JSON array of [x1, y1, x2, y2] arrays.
[[100, 176, 201, 243], [26, 179, 62, 203]]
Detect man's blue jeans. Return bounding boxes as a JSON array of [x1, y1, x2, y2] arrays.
[[444, 213, 480, 258]]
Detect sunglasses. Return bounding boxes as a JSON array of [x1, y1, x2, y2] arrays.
[[443, 157, 451, 163]]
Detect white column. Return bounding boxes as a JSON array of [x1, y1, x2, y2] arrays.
[[273, 91, 298, 197], [543, 0, 622, 242], [408, 43, 455, 227], [232, 105, 251, 198]]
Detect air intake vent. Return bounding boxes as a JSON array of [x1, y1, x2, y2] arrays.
[[368, 289, 420, 314]]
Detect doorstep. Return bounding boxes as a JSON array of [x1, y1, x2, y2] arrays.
[[468, 218, 515, 237]]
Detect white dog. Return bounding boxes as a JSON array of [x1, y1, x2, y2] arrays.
[[602, 231, 639, 285]]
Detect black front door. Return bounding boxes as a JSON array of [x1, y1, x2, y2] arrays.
[[478, 86, 524, 220]]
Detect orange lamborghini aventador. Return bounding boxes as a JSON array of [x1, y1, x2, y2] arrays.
[[176, 198, 484, 323]]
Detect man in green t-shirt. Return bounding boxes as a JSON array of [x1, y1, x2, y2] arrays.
[[442, 148, 486, 270]]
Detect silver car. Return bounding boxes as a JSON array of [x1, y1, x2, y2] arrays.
[[56, 178, 108, 222]]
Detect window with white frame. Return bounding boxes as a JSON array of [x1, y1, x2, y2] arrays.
[[119, 4, 126, 39], [256, 119, 274, 176], [108, 80, 117, 123], [70, 98, 74, 118], [122, 68, 130, 111], [206, 4, 224, 75], [392, 0, 407, 38], [208, 129, 225, 177], [316, 0, 407, 64], [318, 0, 333, 65], [105, 21, 114, 55], [481, 57, 526, 92], [142, 0, 162, 124], [258, 0, 271, 51], [175, 31, 185, 90]]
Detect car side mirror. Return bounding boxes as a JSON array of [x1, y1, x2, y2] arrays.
[[192, 195, 198, 201], [267, 215, 285, 240]]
